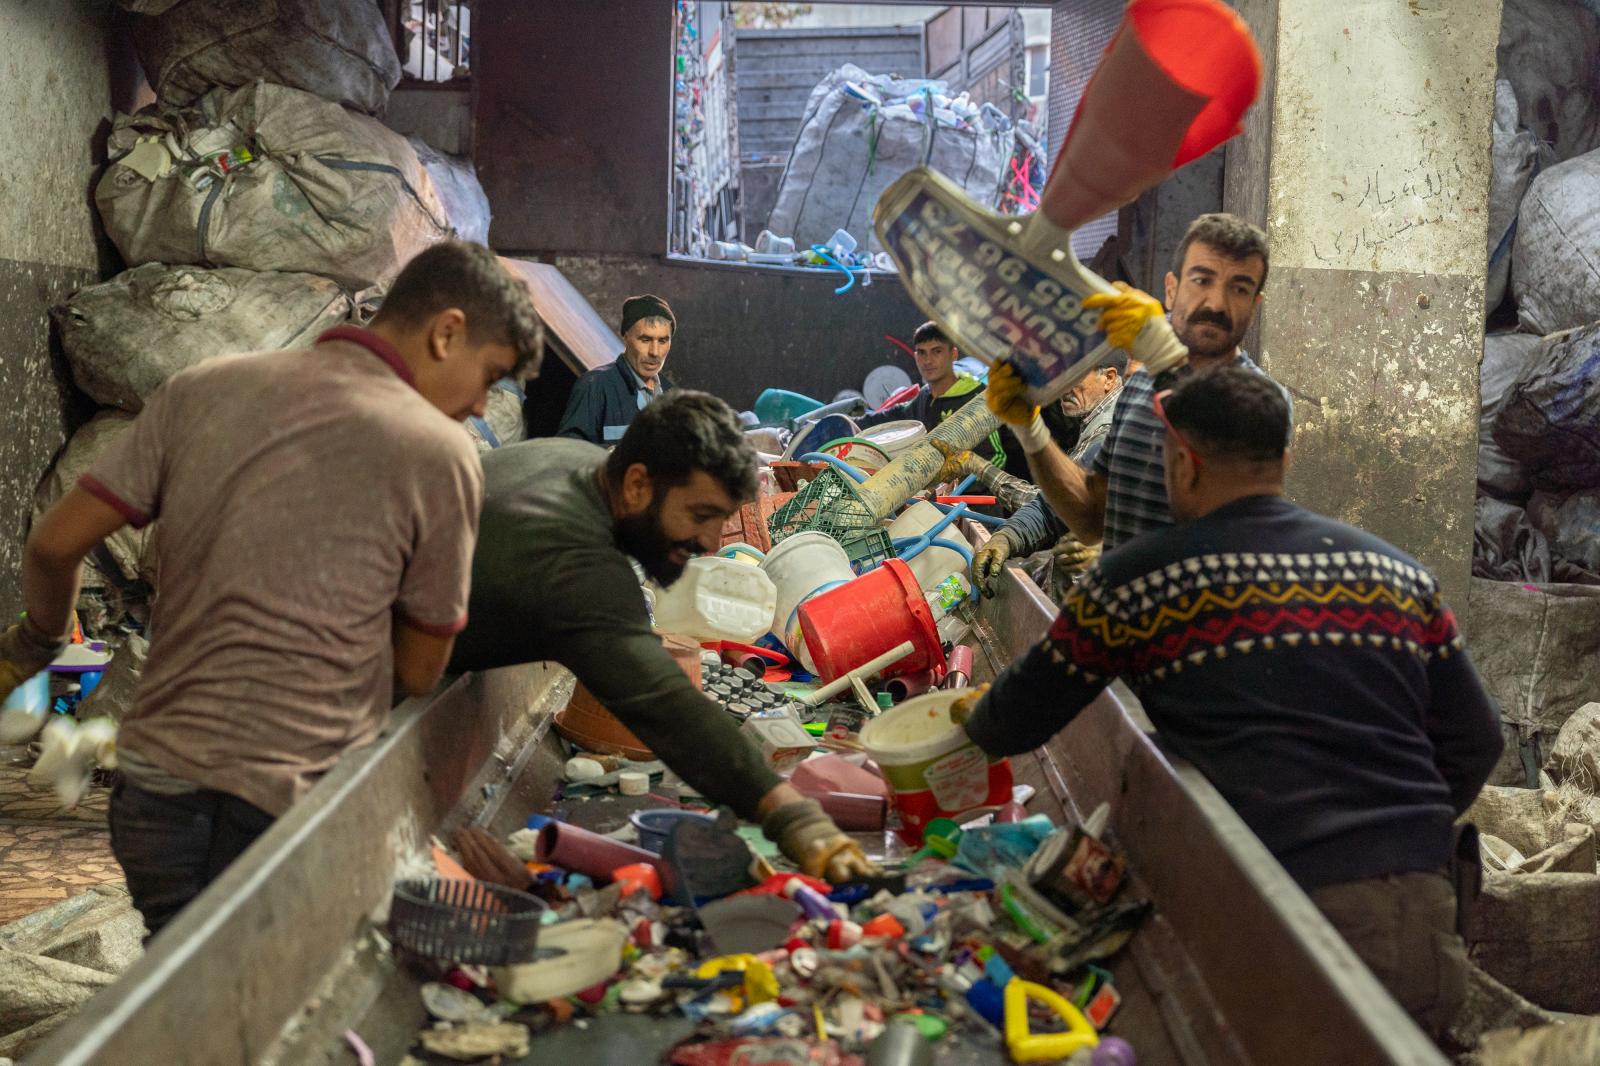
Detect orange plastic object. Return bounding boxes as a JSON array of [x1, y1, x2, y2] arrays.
[[1043, 0, 1262, 231], [612, 862, 662, 901], [862, 914, 906, 940], [796, 559, 945, 684], [554, 634, 702, 760]]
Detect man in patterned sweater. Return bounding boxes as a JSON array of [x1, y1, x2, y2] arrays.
[[958, 367, 1503, 1041]]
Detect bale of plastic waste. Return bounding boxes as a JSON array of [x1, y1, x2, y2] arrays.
[[1523, 489, 1600, 581], [1491, 323, 1600, 491], [54, 265, 356, 413], [410, 137, 492, 246], [1467, 869, 1600, 1013], [127, 0, 401, 116], [1496, 0, 1600, 163], [1542, 701, 1600, 796], [96, 82, 450, 290], [1511, 150, 1600, 335], [1488, 81, 1555, 313], [0, 944, 118, 1036], [31, 413, 155, 591], [1472, 497, 1558, 584], [1478, 332, 1543, 503], [1475, 1015, 1600, 1066], [767, 64, 1015, 254], [1462, 581, 1600, 762]]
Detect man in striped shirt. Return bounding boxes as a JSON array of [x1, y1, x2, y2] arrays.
[[987, 213, 1283, 552]]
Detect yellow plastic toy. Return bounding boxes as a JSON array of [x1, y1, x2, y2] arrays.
[[1003, 978, 1100, 1061]]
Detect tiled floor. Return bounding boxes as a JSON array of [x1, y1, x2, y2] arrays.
[[0, 767, 120, 926]]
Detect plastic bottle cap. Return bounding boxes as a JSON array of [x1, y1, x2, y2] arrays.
[[618, 771, 650, 796]]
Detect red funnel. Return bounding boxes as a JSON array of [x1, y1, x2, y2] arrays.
[[1041, 0, 1262, 231]]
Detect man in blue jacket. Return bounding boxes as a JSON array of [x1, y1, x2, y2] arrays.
[[558, 294, 676, 444]]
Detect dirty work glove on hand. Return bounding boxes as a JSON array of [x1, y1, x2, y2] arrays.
[[1082, 282, 1188, 373], [973, 536, 1015, 595], [984, 363, 1050, 455], [1053, 535, 1101, 578], [764, 799, 878, 883], [948, 682, 991, 728], [0, 618, 66, 705]]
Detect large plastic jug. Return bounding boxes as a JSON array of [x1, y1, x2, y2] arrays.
[[651, 556, 778, 643]]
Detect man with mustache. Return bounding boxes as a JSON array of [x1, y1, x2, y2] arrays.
[[449, 391, 873, 883], [557, 294, 676, 445], [985, 213, 1285, 551]]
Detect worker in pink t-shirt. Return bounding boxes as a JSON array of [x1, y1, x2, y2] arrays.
[[0, 242, 543, 940]]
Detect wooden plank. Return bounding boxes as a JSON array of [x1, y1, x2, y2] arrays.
[[499, 259, 622, 374]]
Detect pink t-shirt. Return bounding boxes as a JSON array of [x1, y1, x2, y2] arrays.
[[81, 328, 482, 815]]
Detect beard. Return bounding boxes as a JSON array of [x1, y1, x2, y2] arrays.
[[1174, 308, 1248, 358], [616, 501, 701, 586]]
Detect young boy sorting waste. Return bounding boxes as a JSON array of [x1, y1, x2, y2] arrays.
[[449, 391, 891, 883], [0, 242, 543, 939], [954, 367, 1504, 1041]]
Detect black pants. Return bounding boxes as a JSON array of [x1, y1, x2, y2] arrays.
[[108, 779, 276, 942]]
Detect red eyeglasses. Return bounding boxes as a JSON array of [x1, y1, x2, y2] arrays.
[[1152, 389, 1202, 471]]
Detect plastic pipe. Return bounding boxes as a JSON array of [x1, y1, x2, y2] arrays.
[[943, 645, 974, 690], [815, 791, 888, 831], [854, 394, 1002, 520], [538, 821, 662, 880], [885, 671, 937, 702], [801, 640, 915, 706], [799, 452, 869, 484]]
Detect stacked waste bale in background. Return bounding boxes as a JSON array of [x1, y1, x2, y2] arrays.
[[1475, 0, 1600, 587], [35, 0, 501, 688]]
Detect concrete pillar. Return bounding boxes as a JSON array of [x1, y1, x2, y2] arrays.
[[1225, 0, 1502, 606]]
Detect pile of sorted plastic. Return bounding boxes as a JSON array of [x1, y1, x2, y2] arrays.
[[396, 779, 1151, 1065]]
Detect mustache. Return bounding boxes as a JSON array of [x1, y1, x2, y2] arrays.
[[1187, 309, 1234, 331]]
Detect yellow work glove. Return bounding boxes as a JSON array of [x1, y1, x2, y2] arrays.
[[927, 438, 976, 487], [763, 799, 879, 883], [948, 682, 991, 727], [972, 536, 1015, 595], [984, 362, 1050, 455], [1082, 282, 1188, 372], [1052, 535, 1101, 578]]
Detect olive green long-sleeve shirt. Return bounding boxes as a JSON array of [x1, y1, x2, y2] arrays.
[[448, 439, 780, 818]]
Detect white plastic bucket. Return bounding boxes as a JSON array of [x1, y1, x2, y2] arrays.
[[860, 689, 1013, 843], [888, 500, 972, 596], [760, 532, 855, 671], [860, 419, 928, 457], [651, 556, 777, 643]]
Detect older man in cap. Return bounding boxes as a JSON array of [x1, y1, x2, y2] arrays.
[[558, 294, 677, 445]]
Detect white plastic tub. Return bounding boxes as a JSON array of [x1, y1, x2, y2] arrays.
[[860, 419, 928, 457], [888, 499, 972, 597], [760, 532, 855, 671], [650, 555, 777, 643]]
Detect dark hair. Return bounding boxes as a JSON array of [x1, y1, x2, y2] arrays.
[[1162, 366, 1289, 463], [606, 390, 758, 500], [912, 321, 951, 348], [372, 241, 544, 374], [1097, 351, 1129, 378], [1172, 213, 1270, 293]]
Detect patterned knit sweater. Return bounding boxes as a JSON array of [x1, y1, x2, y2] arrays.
[[965, 494, 1504, 892]]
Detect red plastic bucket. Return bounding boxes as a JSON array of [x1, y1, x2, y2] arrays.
[[796, 558, 946, 683]]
